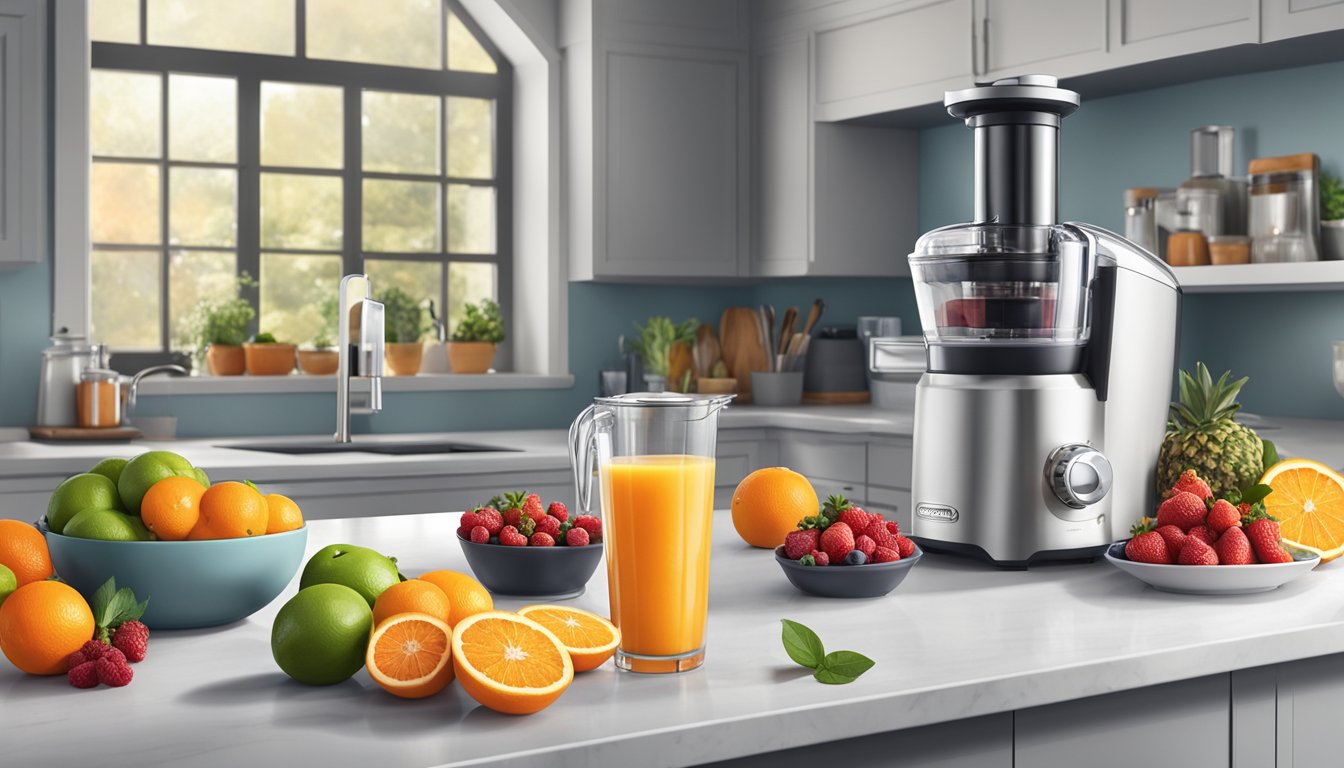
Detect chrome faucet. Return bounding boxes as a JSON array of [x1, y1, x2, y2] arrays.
[[125, 364, 188, 427], [335, 274, 385, 443]]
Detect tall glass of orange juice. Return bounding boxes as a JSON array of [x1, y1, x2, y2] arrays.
[[570, 392, 734, 673]]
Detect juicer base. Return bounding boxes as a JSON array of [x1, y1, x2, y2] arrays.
[[910, 537, 1108, 570]]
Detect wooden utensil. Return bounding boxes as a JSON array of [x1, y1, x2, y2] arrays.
[[668, 341, 696, 393], [799, 299, 824, 356], [719, 307, 769, 402], [756, 305, 775, 370], [776, 306, 797, 371], [694, 324, 721, 378]]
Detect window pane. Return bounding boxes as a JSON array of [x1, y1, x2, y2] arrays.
[[447, 185, 495, 253], [169, 250, 236, 351], [363, 91, 440, 174], [363, 180, 440, 252], [447, 11, 497, 73], [91, 250, 161, 349], [260, 253, 342, 345], [147, 0, 295, 55], [365, 259, 442, 335], [261, 83, 343, 169], [307, 0, 440, 70], [169, 75, 236, 163], [90, 71, 161, 159], [170, 168, 236, 246], [91, 0, 139, 43], [91, 162, 161, 244], [260, 173, 342, 250], [446, 97, 493, 179], [447, 262, 497, 336]]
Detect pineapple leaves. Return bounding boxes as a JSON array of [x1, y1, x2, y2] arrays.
[[1168, 362, 1250, 429]]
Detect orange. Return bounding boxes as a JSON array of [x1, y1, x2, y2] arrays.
[[417, 570, 493, 626], [0, 580, 94, 675], [517, 605, 620, 672], [140, 476, 206, 541], [729, 467, 819, 548], [265, 494, 304, 534], [189, 481, 269, 540], [0, 520, 54, 586], [366, 612, 455, 699], [451, 611, 573, 715], [1260, 458, 1344, 562], [372, 579, 452, 627]]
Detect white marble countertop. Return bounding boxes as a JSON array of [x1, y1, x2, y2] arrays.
[[6, 510, 1344, 768]]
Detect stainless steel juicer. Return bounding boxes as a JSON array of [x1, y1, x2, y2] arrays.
[[907, 75, 1181, 567]]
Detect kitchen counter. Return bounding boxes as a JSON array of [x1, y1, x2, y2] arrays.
[[6, 510, 1344, 768]]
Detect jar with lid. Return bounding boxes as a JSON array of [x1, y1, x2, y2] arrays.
[[77, 369, 122, 428]]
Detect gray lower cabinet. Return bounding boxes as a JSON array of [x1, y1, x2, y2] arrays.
[[1272, 654, 1344, 766]]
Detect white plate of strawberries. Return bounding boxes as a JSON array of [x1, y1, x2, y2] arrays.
[[1104, 470, 1321, 595]]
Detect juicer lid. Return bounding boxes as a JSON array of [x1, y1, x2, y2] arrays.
[[945, 75, 1080, 124], [593, 392, 735, 408]]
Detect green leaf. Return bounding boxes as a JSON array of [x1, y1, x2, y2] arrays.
[[90, 577, 117, 622], [818, 650, 875, 682], [1261, 438, 1279, 473], [780, 619, 825, 670], [1241, 483, 1274, 506]]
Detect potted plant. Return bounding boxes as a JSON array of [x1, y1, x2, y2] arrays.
[[628, 316, 698, 393], [189, 276, 255, 376], [447, 299, 504, 374], [381, 287, 429, 376], [1321, 171, 1344, 261], [298, 298, 340, 375], [243, 332, 296, 376]]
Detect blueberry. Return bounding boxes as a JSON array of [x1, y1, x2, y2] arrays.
[[489, 536, 500, 545], [844, 550, 868, 566]]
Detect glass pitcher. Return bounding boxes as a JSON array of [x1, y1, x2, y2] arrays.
[[569, 392, 733, 673]]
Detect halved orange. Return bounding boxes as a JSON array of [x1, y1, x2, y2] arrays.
[[1260, 458, 1344, 562], [516, 604, 620, 672], [451, 611, 573, 715], [366, 613, 455, 699]]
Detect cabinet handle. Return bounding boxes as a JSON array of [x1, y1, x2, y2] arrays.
[[970, 18, 978, 77], [982, 16, 990, 77]]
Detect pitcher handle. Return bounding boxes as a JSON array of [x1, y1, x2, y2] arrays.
[[568, 405, 599, 515]]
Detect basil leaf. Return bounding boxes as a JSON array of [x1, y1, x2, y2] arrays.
[[1261, 438, 1279, 474], [90, 577, 117, 623], [813, 667, 859, 685], [780, 619, 825, 670], [819, 650, 875, 681], [1242, 483, 1274, 506]]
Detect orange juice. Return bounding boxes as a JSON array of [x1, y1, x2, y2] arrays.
[[600, 454, 715, 669]]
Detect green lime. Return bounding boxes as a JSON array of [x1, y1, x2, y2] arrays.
[[47, 473, 125, 533], [0, 563, 16, 605], [118, 451, 196, 515], [271, 583, 373, 685], [193, 467, 210, 487], [63, 509, 147, 541], [299, 544, 401, 606], [89, 457, 130, 486]]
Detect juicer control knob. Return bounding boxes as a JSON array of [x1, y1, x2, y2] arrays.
[[1046, 445, 1113, 509]]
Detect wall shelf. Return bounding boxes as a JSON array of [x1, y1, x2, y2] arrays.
[[1172, 260, 1344, 293]]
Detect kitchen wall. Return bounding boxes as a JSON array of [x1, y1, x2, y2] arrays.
[[920, 59, 1344, 421]]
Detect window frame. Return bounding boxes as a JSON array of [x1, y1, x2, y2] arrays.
[[88, 0, 515, 368]]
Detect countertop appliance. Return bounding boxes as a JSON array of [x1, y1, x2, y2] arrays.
[[906, 75, 1181, 567]]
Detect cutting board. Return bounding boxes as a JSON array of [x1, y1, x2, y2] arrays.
[[28, 425, 142, 441], [719, 308, 769, 404]]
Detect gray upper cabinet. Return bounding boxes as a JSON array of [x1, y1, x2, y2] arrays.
[[979, 0, 1109, 81], [1108, 0, 1259, 66], [1262, 0, 1344, 41], [564, 0, 750, 281], [0, 0, 45, 267]]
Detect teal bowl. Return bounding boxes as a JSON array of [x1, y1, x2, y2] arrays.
[[40, 519, 307, 630]]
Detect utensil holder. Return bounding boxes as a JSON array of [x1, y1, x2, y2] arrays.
[[750, 371, 803, 406]]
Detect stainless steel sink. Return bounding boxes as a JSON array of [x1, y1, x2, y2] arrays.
[[221, 441, 517, 456]]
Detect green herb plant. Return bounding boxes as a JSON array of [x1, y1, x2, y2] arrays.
[[189, 273, 257, 357], [1322, 171, 1344, 222], [250, 332, 278, 344], [380, 287, 429, 344], [312, 297, 339, 349], [90, 577, 148, 643], [627, 316, 697, 377], [780, 619, 875, 685], [451, 299, 505, 344]]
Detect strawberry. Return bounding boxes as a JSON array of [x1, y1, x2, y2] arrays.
[[868, 527, 900, 552], [853, 534, 876, 558], [1178, 536, 1219, 566], [503, 508, 524, 528], [861, 519, 889, 541], [547, 501, 569, 522], [821, 494, 855, 520], [1154, 524, 1188, 561], [894, 535, 916, 558], [784, 529, 820, 560], [871, 546, 900, 563], [1244, 513, 1293, 563], [498, 525, 528, 546], [565, 527, 590, 546], [573, 515, 603, 541], [818, 522, 855, 562], [534, 514, 561, 538], [1187, 525, 1217, 545], [809, 549, 830, 567], [838, 508, 872, 533], [1214, 526, 1254, 565], [522, 493, 546, 523], [1125, 522, 1170, 564], [1206, 499, 1241, 533], [474, 507, 504, 536], [1156, 491, 1208, 532], [1167, 469, 1214, 501], [529, 532, 555, 547]]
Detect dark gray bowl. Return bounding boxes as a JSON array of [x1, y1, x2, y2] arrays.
[[458, 533, 605, 599], [774, 545, 922, 598]]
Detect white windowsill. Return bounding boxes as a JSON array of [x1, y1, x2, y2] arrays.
[[135, 372, 575, 396]]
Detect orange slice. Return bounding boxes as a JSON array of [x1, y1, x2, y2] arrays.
[[451, 611, 573, 715], [1260, 458, 1344, 562], [366, 613, 455, 699], [517, 604, 620, 673]]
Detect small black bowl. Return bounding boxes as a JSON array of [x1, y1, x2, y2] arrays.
[[773, 545, 922, 598], [458, 533, 605, 599]]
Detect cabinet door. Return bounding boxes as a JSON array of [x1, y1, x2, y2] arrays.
[[808, 476, 865, 507], [980, 0, 1107, 81], [1274, 653, 1344, 766], [600, 44, 748, 278], [0, 0, 45, 266], [714, 435, 777, 508], [753, 36, 811, 277], [777, 432, 867, 484], [813, 0, 974, 122], [1109, 0, 1258, 66], [1262, 0, 1344, 41], [866, 486, 911, 533]]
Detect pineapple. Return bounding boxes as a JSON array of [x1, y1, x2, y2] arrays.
[[1156, 362, 1265, 499]]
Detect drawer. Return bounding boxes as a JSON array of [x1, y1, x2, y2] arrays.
[[867, 438, 913, 490], [809, 476, 865, 507], [715, 437, 778, 489], [778, 433, 866, 484], [867, 485, 911, 534]]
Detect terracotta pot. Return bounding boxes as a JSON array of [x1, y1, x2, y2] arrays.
[[446, 342, 495, 374], [298, 349, 339, 376], [207, 344, 246, 376], [385, 342, 425, 376], [243, 343, 296, 376]]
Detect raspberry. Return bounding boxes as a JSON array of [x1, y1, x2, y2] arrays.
[[886, 521, 900, 536], [67, 651, 87, 669], [547, 502, 569, 522], [871, 546, 901, 563], [112, 620, 149, 663], [522, 494, 546, 523], [574, 515, 602, 541], [96, 655, 133, 687], [853, 535, 876, 557], [818, 522, 855, 562], [534, 515, 561, 538], [469, 525, 490, 544], [461, 509, 483, 529], [529, 532, 555, 547], [784, 529, 820, 560], [74, 640, 108, 666], [475, 508, 504, 535], [809, 549, 830, 567], [565, 527, 590, 546], [894, 536, 916, 558], [68, 661, 100, 689], [499, 525, 529, 546]]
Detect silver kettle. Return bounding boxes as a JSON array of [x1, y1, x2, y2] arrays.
[[36, 331, 105, 427]]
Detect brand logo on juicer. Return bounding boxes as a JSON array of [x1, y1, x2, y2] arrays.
[[916, 504, 959, 523]]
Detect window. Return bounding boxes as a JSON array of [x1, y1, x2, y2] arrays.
[[88, 0, 509, 360]]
